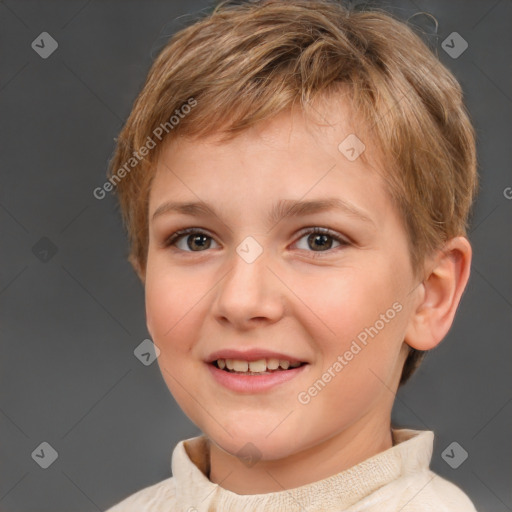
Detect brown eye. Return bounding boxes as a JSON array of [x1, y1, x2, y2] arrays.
[[294, 227, 349, 253], [184, 233, 212, 251], [307, 233, 334, 251], [164, 229, 218, 252]]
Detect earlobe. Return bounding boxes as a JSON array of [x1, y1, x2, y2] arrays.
[[404, 236, 472, 351]]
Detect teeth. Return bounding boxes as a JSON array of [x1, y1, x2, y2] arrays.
[[267, 358, 279, 370], [233, 360, 248, 372], [215, 358, 303, 373], [249, 359, 267, 372]]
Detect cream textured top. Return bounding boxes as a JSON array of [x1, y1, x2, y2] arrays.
[[105, 428, 477, 511]]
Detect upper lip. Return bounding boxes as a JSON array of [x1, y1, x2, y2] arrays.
[[205, 348, 308, 364]]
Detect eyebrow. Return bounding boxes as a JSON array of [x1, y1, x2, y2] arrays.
[[151, 197, 375, 229]]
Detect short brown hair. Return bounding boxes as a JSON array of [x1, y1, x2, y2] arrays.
[[107, 0, 478, 385]]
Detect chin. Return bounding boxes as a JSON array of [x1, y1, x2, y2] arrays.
[[206, 423, 303, 462]]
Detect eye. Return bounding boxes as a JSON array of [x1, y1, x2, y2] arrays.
[[163, 226, 350, 254], [164, 228, 219, 252], [294, 227, 349, 254]]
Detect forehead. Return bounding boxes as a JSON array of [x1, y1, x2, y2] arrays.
[[148, 96, 390, 225]]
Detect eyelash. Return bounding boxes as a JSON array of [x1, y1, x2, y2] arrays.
[[162, 227, 350, 257]]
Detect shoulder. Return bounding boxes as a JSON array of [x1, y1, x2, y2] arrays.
[[104, 476, 177, 512], [396, 470, 478, 512]]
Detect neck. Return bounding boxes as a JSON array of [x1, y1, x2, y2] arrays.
[[208, 413, 393, 495]]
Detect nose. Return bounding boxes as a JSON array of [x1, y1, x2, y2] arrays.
[[211, 241, 285, 330]]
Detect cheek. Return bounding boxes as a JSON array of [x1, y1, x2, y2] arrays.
[[144, 270, 206, 416], [306, 268, 407, 376], [306, 269, 399, 336], [144, 264, 199, 349], [302, 292, 406, 428]]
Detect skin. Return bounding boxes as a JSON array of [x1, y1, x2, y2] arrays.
[[141, 96, 472, 494]]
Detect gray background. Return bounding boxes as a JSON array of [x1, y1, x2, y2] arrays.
[[1, 0, 511, 511]]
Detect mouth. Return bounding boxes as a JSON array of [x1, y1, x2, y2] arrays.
[[210, 358, 308, 375], [206, 358, 309, 393]]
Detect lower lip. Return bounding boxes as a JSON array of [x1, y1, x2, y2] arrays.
[[206, 363, 309, 393]]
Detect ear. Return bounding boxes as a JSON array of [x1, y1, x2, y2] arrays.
[[404, 236, 472, 351]]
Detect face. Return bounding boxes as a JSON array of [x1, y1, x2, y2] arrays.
[[144, 98, 419, 464]]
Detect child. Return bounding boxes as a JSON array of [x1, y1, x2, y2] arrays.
[[105, 0, 478, 510]]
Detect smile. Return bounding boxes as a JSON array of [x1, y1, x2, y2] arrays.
[[207, 360, 309, 393]]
